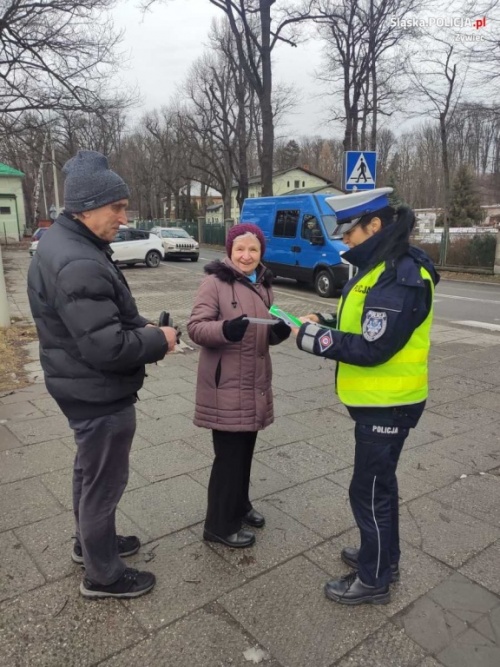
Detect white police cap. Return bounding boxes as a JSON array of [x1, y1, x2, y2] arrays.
[[326, 187, 393, 235]]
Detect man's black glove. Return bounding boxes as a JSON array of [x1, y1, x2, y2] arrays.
[[222, 314, 249, 342], [271, 319, 291, 342], [158, 311, 181, 343]]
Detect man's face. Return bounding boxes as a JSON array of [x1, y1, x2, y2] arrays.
[[77, 200, 129, 242]]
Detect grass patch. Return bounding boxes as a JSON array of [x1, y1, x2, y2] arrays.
[[0, 324, 38, 394]]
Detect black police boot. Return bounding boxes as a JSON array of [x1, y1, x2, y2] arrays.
[[341, 546, 400, 582], [243, 508, 265, 528], [203, 529, 255, 548], [324, 572, 390, 605]]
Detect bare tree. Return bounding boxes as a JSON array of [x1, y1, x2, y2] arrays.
[[182, 50, 240, 220], [143, 108, 191, 219], [0, 0, 130, 118], [316, 0, 421, 152], [409, 39, 469, 261], [207, 0, 327, 196]]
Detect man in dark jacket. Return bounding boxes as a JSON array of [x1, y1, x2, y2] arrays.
[[27, 150, 178, 599]]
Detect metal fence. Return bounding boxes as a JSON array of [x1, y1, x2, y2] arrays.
[[202, 223, 226, 246], [134, 219, 226, 246]]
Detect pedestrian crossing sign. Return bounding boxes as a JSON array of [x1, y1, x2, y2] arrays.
[[344, 151, 377, 191]]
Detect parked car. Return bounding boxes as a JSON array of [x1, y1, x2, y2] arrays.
[[150, 227, 199, 262], [28, 225, 163, 268], [111, 227, 163, 268], [28, 227, 49, 256]]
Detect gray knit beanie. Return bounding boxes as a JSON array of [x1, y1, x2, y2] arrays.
[[62, 150, 130, 213]]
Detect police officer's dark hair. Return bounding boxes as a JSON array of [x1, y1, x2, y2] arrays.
[[359, 205, 416, 266]]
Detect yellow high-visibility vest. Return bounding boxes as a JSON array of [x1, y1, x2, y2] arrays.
[[336, 262, 434, 407]]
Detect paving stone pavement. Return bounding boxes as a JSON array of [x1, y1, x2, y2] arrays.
[[1, 246, 500, 666]]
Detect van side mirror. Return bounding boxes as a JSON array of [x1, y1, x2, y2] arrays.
[[310, 229, 324, 245]]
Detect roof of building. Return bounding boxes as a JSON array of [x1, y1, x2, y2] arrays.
[[246, 165, 332, 186], [178, 181, 222, 198], [283, 184, 343, 195], [0, 162, 24, 177]]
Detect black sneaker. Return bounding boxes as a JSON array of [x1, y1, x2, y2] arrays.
[[80, 567, 156, 599], [341, 546, 400, 582], [72, 535, 141, 565], [324, 572, 390, 605]]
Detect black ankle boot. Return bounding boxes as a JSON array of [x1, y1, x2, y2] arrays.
[[243, 508, 265, 528], [203, 529, 256, 548]]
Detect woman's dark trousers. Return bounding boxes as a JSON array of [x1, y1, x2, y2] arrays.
[[205, 429, 258, 536], [349, 423, 409, 588], [70, 404, 136, 585]]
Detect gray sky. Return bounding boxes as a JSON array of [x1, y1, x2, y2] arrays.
[[113, 0, 328, 138], [113, 1, 497, 140]]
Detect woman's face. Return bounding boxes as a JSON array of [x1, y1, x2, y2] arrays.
[[342, 216, 382, 248], [231, 233, 262, 275]]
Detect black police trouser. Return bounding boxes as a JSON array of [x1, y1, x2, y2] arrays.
[[70, 405, 136, 585], [349, 422, 409, 587], [204, 430, 257, 537]]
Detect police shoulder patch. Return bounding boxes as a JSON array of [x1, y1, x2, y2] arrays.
[[318, 329, 334, 352], [362, 310, 387, 341]]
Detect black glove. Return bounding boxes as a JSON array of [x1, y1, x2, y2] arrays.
[[271, 319, 291, 342], [158, 311, 181, 343], [223, 314, 249, 342]]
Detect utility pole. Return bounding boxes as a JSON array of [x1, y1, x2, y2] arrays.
[[0, 243, 10, 327]]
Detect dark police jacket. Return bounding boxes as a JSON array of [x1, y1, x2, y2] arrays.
[[27, 213, 167, 419], [297, 226, 440, 427]]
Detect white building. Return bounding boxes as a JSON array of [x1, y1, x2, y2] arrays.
[[0, 162, 26, 242], [231, 167, 343, 221]]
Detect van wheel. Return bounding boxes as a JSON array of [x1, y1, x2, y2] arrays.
[[145, 250, 161, 268], [315, 270, 335, 298]]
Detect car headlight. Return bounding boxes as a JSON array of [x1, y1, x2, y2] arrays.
[[165, 243, 176, 249]]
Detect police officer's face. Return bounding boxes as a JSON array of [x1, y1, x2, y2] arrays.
[[231, 233, 261, 275], [343, 216, 382, 248], [77, 200, 129, 242]]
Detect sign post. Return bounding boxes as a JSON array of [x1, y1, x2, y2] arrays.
[[344, 151, 377, 191]]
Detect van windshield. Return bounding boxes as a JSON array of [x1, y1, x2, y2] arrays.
[[322, 215, 342, 239]]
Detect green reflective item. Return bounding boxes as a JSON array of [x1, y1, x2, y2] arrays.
[[269, 305, 303, 328]]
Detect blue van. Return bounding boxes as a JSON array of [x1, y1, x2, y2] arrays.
[[240, 193, 348, 297]]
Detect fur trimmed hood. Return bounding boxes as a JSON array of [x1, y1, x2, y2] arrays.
[[204, 257, 273, 287]]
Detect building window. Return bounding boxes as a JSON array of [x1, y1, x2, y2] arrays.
[[0, 207, 11, 214], [273, 209, 300, 238], [294, 180, 300, 188], [302, 181, 305, 187], [287, 181, 290, 187]]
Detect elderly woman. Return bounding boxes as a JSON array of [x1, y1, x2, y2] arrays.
[[187, 223, 291, 548]]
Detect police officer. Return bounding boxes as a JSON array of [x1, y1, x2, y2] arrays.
[[293, 188, 439, 605]]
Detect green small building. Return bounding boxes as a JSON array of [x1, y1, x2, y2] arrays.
[[0, 162, 26, 242]]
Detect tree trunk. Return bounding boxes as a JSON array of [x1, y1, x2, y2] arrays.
[[200, 182, 207, 217], [259, 1, 274, 196], [439, 113, 451, 264], [223, 188, 232, 222], [236, 76, 249, 211], [370, 67, 378, 151]]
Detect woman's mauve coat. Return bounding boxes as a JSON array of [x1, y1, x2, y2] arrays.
[[187, 258, 282, 432]]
